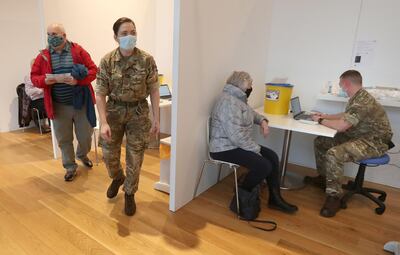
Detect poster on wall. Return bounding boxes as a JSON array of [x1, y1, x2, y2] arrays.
[[351, 40, 377, 68]]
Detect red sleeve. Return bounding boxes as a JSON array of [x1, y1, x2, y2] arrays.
[[30, 54, 47, 88], [77, 48, 97, 86]]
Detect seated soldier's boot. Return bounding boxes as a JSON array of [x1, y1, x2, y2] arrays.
[[304, 175, 326, 190], [268, 187, 298, 213], [107, 176, 125, 199], [124, 193, 136, 216], [320, 195, 341, 217]]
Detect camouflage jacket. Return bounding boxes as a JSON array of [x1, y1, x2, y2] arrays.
[[343, 88, 393, 147], [96, 48, 158, 102]]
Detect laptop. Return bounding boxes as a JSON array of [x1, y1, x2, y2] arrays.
[[290, 97, 317, 123], [159, 84, 172, 100]]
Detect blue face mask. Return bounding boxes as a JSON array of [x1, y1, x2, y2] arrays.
[[48, 35, 64, 48], [339, 84, 348, 97], [119, 35, 137, 51]]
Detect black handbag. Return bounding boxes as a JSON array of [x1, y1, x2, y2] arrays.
[[230, 185, 277, 231]]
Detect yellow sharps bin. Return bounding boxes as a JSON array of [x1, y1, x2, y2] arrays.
[[264, 83, 294, 115], [158, 74, 165, 84], [159, 138, 171, 159]]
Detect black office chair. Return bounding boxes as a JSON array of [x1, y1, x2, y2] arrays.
[[341, 141, 395, 215], [341, 154, 390, 215]]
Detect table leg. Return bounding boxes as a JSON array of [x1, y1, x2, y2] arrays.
[[279, 130, 305, 190], [50, 119, 58, 159]]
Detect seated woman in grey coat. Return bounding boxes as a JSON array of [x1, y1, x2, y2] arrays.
[[210, 71, 298, 213]]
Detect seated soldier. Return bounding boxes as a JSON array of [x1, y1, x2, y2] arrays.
[[306, 70, 393, 217]]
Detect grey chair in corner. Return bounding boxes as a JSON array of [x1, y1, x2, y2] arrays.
[[193, 116, 240, 216]]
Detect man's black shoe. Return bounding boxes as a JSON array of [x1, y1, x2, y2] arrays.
[[64, 170, 77, 182], [78, 157, 93, 168]]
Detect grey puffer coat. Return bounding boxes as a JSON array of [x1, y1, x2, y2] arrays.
[[209, 84, 267, 154]]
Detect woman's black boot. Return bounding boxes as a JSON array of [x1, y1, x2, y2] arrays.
[[268, 186, 298, 213]]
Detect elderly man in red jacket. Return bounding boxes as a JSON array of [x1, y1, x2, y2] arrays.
[[31, 23, 97, 181]]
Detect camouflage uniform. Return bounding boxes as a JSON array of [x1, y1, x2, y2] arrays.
[[315, 89, 392, 196], [96, 48, 158, 195]]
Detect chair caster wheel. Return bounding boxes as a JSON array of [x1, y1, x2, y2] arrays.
[[375, 207, 385, 215]]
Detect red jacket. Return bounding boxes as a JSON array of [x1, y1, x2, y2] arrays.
[[31, 42, 97, 119]]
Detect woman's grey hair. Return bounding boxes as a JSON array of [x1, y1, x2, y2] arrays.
[[226, 71, 252, 87]]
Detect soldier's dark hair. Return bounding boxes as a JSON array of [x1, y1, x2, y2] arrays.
[[113, 17, 136, 36], [340, 70, 362, 85]]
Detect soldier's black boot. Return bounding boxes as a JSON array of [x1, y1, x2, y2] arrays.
[[320, 195, 341, 217], [268, 185, 298, 213], [107, 176, 125, 198], [125, 193, 136, 216]]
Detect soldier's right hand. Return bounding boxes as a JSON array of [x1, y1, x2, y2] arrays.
[[101, 123, 112, 142], [312, 112, 325, 119]]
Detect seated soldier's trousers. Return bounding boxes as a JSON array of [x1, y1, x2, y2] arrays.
[[314, 133, 386, 196]]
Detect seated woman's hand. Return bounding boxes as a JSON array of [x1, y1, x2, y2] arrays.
[[260, 119, 270, 137]]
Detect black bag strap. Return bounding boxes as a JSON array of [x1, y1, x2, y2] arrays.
[[239, 217, 277, 232]]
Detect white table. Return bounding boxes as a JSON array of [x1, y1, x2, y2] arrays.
[[154, 136, 171, 193], [255, 107, 337, 189]]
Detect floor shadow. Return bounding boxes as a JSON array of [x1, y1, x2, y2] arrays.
[[107, 195, 204, 250], [109, 195, 132, 237]]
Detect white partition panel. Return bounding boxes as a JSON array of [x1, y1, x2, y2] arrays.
[[0, 0, 43, 132], [170, 0, 274, 211]]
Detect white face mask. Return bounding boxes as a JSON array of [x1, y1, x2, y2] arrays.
[[119, 35, 137, 50]]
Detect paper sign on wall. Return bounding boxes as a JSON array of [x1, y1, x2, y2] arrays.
[[351, 40, 377, 68]]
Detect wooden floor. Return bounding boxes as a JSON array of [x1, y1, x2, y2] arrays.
[[0, 129, 399, 255]]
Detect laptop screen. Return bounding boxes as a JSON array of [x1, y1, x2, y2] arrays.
[[159, 84, 171, 97], [290, 97, 302, 115]]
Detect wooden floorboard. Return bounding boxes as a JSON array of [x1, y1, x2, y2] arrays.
[[0, 129, 399, 254]]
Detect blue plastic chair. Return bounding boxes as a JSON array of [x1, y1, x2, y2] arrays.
[[341, 154, 390, 215]]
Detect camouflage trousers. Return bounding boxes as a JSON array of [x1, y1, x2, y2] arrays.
[[314, 133, 386, 196], [99, 100, 151, 195]]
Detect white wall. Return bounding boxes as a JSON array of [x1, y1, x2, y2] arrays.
[[170, 0, 273, 211], [0, 0, 174, 132], [261, 0, 400, 188], [43, 0, 157, 65], [354, 0, 400, 87], [42, 0, 173, 81], [155, 0, 174, 86], [0, 0, 43, 132]]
